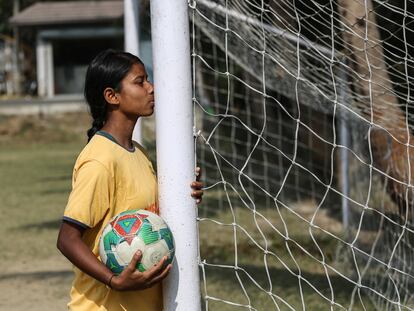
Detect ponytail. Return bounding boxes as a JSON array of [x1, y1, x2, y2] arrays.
[[87, 117, 106, 142]]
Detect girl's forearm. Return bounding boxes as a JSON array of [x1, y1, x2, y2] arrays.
[[57, 222, 114, 287]]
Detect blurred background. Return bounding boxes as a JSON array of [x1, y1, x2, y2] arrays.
[[0, 0, 153, 98], [2, 0, 414, 310], [0, 1, 154, 309]]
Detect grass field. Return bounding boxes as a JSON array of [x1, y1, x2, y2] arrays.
[[0, 112, 376, 310], [0, 113, 89, 310], [198, 202, 377, 310]]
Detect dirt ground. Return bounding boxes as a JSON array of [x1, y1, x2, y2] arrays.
[[0, 113, 88, 311], [1, 255, 73, 310], [0, 112, 157, 311]]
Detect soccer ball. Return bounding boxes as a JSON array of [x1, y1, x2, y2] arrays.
[[99, 209, 175, 274]]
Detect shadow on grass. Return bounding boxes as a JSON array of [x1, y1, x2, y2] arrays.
[[200, 262, 376, 310], [0, 270, 72, 281], [203, 262, 358, 297], [39, 175, 72, 182], [40, 187, 71, 195], [16, 219, 62, 230]]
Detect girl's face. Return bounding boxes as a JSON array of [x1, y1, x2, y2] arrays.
[[116, 63, 154, 118]]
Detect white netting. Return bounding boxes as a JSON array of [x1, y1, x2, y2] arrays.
[[191, 0, 414, 310]]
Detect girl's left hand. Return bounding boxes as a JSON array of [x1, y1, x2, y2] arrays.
[[191, 167, 204, 205]]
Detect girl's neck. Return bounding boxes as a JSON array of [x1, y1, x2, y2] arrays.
[[101, 117, 137, 150]]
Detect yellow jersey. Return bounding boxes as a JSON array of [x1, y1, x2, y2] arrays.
[[63, 131, 162, 311]]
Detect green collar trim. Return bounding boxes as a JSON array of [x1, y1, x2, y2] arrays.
[[96, 130, 135, 153]]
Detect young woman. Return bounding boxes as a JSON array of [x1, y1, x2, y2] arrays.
[[57, 49, 203, 311]]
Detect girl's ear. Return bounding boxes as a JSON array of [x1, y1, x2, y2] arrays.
[[103, 87, 120, 106]]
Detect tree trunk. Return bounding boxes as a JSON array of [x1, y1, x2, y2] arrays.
[[338, 0, 413, 212]]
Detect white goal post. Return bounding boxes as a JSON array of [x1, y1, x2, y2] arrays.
[[150, 1, 201, 310]]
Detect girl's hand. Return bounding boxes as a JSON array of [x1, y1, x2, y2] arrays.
[[111, 251, 172, 291], [191, 167, 204, 205]]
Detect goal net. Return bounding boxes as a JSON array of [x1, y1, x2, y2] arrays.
[[191, 0, 414, 310]]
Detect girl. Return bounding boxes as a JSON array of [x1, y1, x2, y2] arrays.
[[57, 49, 203, 311]]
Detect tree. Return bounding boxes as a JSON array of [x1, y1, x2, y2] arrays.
[[338, 0, 414, 212], [0, 0, 15, 34]]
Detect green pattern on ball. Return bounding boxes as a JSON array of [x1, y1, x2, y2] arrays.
[[136, 262, 146, 273], [138, 220, 160, 245], [106, 253, 124, 275], [103, 230, 120, 252], [160, 228, 174, 250], [99, 210, 175, 274], [119, 209, 138, 217]]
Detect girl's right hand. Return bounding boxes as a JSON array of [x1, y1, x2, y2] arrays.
[[110, 251, 172, 291]]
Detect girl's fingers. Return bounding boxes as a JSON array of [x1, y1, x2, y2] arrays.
[[196, 167, 202, 181], [147, 264, 172, 286], [191, 190, 203, 198], [145, 256, 168, 279], [191, 171, 203, 205], [125, 250, 142, 274], [191, 181, 204, 189]]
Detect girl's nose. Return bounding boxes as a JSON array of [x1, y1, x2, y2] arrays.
[[147, 81, 154, 94]]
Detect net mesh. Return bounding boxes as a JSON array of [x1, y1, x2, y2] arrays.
[[191, 0, 414, 310]]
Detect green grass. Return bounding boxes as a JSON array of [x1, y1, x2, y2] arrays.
[[198, 206, 376, 310], [0, 141, 83, 261], [0, 113, 90, 262], [0, 112, 377, 310]]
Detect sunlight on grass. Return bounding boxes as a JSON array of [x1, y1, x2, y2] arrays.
[[0, 112, 377, 310], [198, 202, 376, 310]]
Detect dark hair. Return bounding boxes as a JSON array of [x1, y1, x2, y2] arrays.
[[84, 49, 143, 141]]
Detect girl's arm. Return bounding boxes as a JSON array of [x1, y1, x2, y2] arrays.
[[57, 221, 171, 291]]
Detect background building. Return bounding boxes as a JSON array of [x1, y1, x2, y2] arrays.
[[6, 0, 152, 98]]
